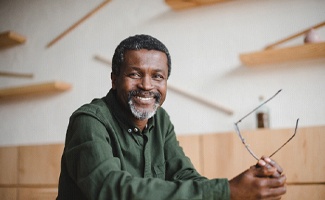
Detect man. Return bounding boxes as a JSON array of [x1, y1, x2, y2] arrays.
[[57, 34, 286, 200]]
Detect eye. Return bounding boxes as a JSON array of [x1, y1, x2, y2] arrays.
[[128, 72, 141, 79], [152, 73, 165, 81]]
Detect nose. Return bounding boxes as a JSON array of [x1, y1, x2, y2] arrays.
[[139, 76, 154, 91]]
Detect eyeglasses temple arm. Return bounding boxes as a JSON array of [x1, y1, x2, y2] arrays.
[[269, 118, 299, 158], [234, 123, 259, 161], [236, 89, 282, 124]]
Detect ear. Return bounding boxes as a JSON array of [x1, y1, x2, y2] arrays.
[[111, 72, 117, 89]]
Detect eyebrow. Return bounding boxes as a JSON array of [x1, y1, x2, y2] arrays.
[[127, 66, 166, 74]]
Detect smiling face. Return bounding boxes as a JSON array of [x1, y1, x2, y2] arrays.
[[111, 49, 168, 122]]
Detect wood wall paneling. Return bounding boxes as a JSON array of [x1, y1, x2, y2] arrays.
[[0, 188, 17, 200], [18, 188, 58, 200], [284, 184, 325, 200], [177, 134, 202, 173], [0, 146, 18, 185], [268, 126, 325, 183], [238, 126, 325, 183], [18, 144, 64, 185], [0, 126, 323, 199], [201, 126, 325, 183], [201, 131, 255, 179]]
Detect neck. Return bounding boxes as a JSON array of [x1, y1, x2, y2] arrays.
[[133, 118, 148, 131]]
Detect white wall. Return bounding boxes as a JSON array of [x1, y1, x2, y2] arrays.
[[0, 0, 324, 146]]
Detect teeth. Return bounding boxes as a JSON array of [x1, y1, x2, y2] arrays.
[[136, 96, 152, 101]]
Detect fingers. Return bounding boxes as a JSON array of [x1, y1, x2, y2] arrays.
[[230, 167, 287, 200], [269, 174, 287, 188], [255, 161, 277, 177], [262, 156, 283, 174], [262, 175, 287, 199], [256, 156, 283, 178]]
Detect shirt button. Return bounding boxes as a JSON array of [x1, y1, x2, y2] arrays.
[[134, 128, 138, 132], [128, 129, 132, 133]]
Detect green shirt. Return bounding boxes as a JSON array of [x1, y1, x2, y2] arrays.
[[57, 89, 230, 200]]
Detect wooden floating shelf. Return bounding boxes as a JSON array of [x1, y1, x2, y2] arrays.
[[240, 21, 325, 66], [0, 31, 26, 48], [0, 71, 33, 78], [240, 42, 325, 66], [46, 0, 111, 48], [94, 54, 112, 65], [165, 0, 230, 10], [0, 81, 72, 99]]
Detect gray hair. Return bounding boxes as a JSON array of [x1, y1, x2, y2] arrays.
[[112, 34, 171, 78]]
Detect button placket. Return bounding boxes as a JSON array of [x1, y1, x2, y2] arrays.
[[143, 135, 152, 178]]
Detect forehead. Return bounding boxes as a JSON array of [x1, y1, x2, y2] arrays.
[[123, 49, 168, 68]]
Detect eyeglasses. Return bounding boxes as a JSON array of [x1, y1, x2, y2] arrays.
[[234, 89, 299, 161]]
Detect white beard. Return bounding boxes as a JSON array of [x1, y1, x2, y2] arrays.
[[128, 99, 159, 120]]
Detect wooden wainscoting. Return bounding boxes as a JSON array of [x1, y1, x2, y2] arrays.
[[0, 144, 64, 200], [178, 126, 325, 200], [0, 126, 324, 199]]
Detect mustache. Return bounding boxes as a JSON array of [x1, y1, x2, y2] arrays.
[[128, 90, 161, 103]]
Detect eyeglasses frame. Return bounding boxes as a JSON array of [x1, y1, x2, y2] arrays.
[[234, 89, 299, 161]]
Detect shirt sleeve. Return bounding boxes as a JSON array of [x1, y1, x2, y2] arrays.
[[63, 113, 230, 200]]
